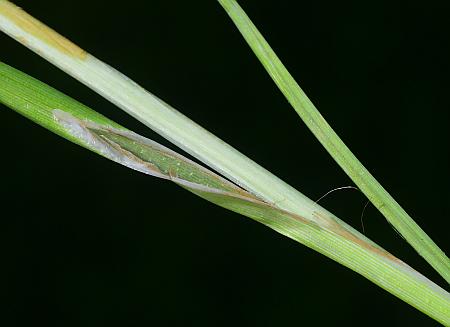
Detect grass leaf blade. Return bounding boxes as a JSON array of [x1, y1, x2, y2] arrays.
[[217, 0, 450, 283]]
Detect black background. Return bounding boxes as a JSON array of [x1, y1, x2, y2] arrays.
[[1, 0, 449, 326]]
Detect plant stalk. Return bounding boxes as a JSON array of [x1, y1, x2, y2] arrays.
[[1, 61, 450, 324]]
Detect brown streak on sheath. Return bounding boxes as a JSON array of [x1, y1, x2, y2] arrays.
[[0, 1, 87, 59], [312, 211, 404, 264]]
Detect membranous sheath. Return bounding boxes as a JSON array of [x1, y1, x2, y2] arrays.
[[53, 109, 258, 199]]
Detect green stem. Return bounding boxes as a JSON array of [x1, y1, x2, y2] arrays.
[[1, 60, 450, 325], [217, 0, 450, 284]]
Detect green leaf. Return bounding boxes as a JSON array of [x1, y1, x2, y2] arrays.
[[217, 0, 450, 284]]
